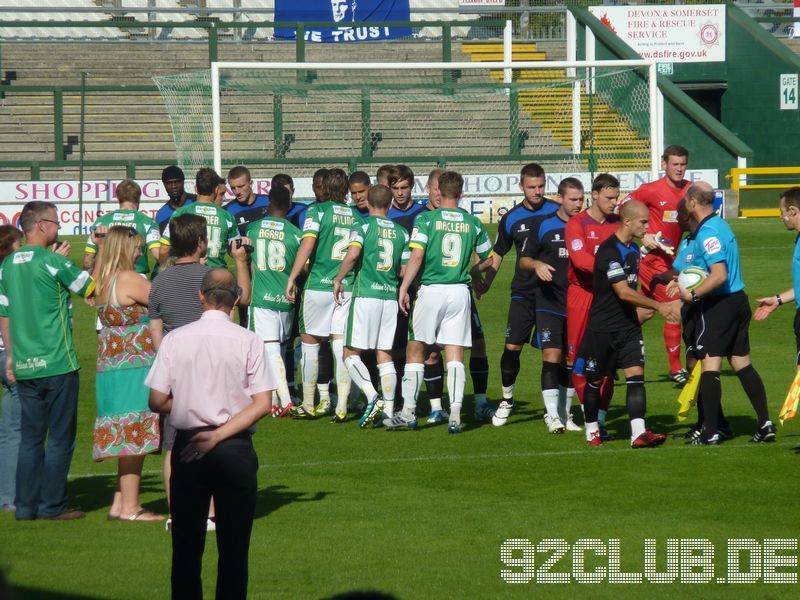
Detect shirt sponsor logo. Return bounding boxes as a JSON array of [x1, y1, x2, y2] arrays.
[[16, 357, 47, 371], [195, 205, 217, 216], [370, 282, 396, 293], [332, 205, 351, 216], [703, 236, 722, 256], [441, 211, 464, 222], [12, 251, 33, 264], [571, 239, 584, 251], [262, 220, 284, 231], [559, 248, 569, 258]]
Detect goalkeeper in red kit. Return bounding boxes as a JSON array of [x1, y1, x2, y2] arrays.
[[624, 145, 691, 385]]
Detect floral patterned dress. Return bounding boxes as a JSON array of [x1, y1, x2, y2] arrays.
[[92, 274, 160, 461]]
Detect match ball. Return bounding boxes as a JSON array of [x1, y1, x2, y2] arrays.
[[678, 266, 708, 291]]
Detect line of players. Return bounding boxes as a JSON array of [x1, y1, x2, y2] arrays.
[[87, 150, 772, 446]]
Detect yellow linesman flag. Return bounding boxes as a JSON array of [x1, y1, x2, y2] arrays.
[[676, 363, 702, 422], [778, 370, 800, 426]]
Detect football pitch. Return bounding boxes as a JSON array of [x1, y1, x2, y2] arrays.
[[1, 218, 799, 599]]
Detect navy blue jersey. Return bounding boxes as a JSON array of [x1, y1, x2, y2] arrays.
[[493, 198, 559, 299], [520, 212, 569, 313], [155, 194, 196, 234], [388, 201, 428, 234], [588, 234, 641, 332], [286, 201, 309, 231], [224, 194, 270, 236]]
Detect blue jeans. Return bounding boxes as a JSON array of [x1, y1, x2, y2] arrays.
[[0, 349, 21, 506], [14, 371, 79, 520]]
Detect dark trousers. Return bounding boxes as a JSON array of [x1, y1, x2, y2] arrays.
[[171, 431, 258, 600], [14, 371, 79, 520]]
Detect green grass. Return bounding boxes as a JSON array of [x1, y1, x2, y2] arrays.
[[2, 219, 799, 599]]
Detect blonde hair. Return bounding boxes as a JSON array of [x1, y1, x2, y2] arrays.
[[95, 226, 142, 296]]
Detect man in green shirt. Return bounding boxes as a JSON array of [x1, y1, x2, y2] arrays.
[[385, 171, 494, 434], [84, 179, 160, 275], [0, 201, 97, 520], [245, 185, 301, 418], [286, 168, 362, 421], [161, 168, 240, 269], [333, 184, 409, 428]]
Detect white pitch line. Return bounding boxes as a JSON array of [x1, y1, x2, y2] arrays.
[[67, 440, 799, 481]]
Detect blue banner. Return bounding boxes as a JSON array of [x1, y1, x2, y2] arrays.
[[274, 0, 412, 43]]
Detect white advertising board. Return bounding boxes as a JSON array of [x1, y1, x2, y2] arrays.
[[0, 169, 719, 230], [589, 4, 726, 63]]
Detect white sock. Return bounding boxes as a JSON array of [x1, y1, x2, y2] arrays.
[[429, 397, 443, 412], [378, 362, 396, 413], [401, 363, 424, 419], [317, 383, 330, 402], [630, 418, 646, 440], [344, 355, 379, 403], [266, 342, 291, 408], [502, 384, 514, 400], [446, 361, 466, 425], [542, 388, 559, 420], [301, 342, 319, 412], [598, 408, 607, 427], [332, 338, 350, 415], [585, 421, 599, 441]]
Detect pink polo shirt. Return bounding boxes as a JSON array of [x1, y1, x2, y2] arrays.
[[145, 309, 274, 430]]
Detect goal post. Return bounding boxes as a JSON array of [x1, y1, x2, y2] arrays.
[[155, 59, 660, 181]]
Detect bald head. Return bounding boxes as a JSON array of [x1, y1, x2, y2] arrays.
[[200, 268, 240, 311], [686, 181, 715, 207], [620, 199, 649, 222]]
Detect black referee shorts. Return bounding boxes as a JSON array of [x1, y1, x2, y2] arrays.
[[694, 291, 751, 359], [576, 325, 644, 380], [505, 297, 536, 346], [681, 302, 701, 362], [794, 308, 800, 366]]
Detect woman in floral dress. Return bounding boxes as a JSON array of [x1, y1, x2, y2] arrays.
[[92, 226, 163, 521]]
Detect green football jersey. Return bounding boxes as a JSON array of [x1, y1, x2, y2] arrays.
[[246, 217, 302, 312], [0, 246, 95, 380], [85, 209, 160, 274], [161, 201, 239, 268], [350, 216, 410, 300], [409, 207, 493, 285], [302, 201, 362, 292]]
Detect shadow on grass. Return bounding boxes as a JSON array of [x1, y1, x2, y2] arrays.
[[254, 485, 328, 520], [68, 473, 167, 515], [8, 584, 110, 600]]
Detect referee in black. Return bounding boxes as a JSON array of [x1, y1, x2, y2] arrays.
[[680, 182, 774, 445], [576, 200, 677, 447]]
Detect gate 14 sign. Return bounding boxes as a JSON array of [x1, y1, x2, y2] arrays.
[[781, 74, 798, 110]]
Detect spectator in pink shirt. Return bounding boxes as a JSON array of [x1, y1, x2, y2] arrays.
[[146, 268, 274, 600]]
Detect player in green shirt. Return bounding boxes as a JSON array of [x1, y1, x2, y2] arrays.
[[0, 201, 98, 521], [160, 168, 240, 269], [245, 185, 302, 418], [84, 179, 160, 276], [286, 168, 362, 420], [385, 171, 494, 434], [333, 184, 409, 428]]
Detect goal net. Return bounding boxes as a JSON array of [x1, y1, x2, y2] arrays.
[[154, 60, 658, 180]]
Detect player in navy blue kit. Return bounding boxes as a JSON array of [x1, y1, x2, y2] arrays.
[[156, 165, 196, 235], [387, 165, 427, 234], [271, 173, 308, 231], [481, 163, 558, 424], [577, 200, 677, 448], [680, 182, 774, 445], [224, 166, 270, 236], [517, 178, 585, 433]]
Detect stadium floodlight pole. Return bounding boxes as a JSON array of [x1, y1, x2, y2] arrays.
[[209, 59, 659, 176]]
